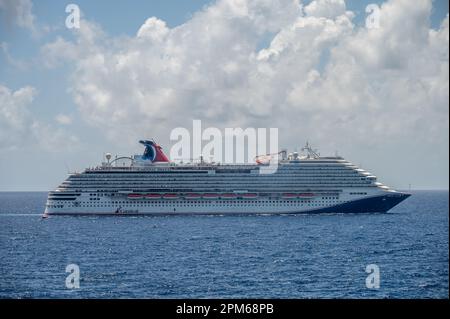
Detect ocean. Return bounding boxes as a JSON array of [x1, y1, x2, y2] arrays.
[[0, 191, 448, 298]]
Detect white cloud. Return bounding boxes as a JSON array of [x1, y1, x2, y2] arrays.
[[0, 85, 35, 149], [0, 0, 37, 35], [1, 42, 27, 69], [55, 114, 72, 125], [0, 84, 79, 151], [40, 0, 448, 186], [40, 36, 79, 68], [41, 0, 304, 142], [283, 0, 449, 146], [137, 17, 169, 41], [304, 0, 347, 18]]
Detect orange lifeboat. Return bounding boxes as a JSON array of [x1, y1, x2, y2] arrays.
[[145, 193, 161, 199], [221, 193, 237, 199], [185, 193, 201, 199], [203, 193, 219, 199], [242, 193, 258, 199], [163, 193, 179, 199], [298, 193, 316, 198], [282, 193, 298, 199]]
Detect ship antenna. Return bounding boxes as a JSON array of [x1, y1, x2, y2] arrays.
[[302, 141, 320, 158], [64, 161, 70, 173]]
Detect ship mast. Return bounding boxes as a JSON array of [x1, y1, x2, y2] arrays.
[[302, 141, 320, 159]]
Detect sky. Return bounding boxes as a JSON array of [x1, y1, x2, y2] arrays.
[[0, 0, 448, 191]]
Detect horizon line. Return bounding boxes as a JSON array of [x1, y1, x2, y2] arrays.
[[0, 189, 448, 192]]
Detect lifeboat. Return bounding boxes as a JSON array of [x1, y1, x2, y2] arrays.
[[203, 193, 219, 199], [282, 193, 298, 199], [242, 193, 258, 199], [185, 193, 201, 199], [145, 193, 161, 199], [163, 193, 179, 199], [298, 193, 316, 198], [128, 194, 143, 199], [221, 193, 237, 199]]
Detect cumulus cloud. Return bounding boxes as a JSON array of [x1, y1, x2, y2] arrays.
[[283, 0, 449, 147], [137, 17, 169, 41], [41, 0, 448, 163], [0, 84, 79, 151], [304, 0, 347, 18]]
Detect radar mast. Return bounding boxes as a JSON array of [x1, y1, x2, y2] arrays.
[[302, 141, 320, 159]]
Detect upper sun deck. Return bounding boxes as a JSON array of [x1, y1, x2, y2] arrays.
[[78, 140, 357, 175], [85, 156, 350, 172]]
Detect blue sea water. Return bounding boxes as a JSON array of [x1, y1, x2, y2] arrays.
[[0, 191, 448, 299]]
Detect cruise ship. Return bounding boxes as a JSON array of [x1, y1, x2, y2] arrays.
[[43, 140, 410, 216]]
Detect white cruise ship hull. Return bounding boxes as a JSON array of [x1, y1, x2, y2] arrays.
[[44, 190, 410, 216]]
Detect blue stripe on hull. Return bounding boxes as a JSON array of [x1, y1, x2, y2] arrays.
[[304, 193, 411, 214]]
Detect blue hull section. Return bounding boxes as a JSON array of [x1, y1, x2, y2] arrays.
[[306, 193, 411, 214]]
